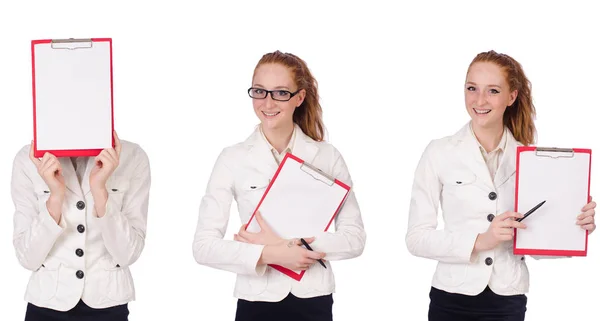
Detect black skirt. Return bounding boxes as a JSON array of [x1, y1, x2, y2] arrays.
[[428, 286, 527, 321], [25, 300, 129, 321], [235, 293, 333, 321]]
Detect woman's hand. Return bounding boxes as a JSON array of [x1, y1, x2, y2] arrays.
[[577, 196, 596, 234], [259, 238, 325, 271], [234, 211, 326, 270], [29, 142, 64, 224], [234, 211, 283, 245], [474, 211, 527, 253], [90, 131, 121, 192], [90, 131, 121, 217]]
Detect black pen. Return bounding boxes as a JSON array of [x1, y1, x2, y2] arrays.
[[300, 238, 327, 269], [517, 200, 546, 222]]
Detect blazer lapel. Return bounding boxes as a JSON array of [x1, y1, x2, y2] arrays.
[[245, 126, 281, 179], [59, 158, 83, 198], [453, 123, 495, 191], [494, 131, 518, 188], [289, 124, 319, 165]]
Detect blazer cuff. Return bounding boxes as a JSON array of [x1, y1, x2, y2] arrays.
[[459, 232, 480, 263], [39, 204, 65, 235], [94, 193, 122, 221], [246, 244, 267, 276]]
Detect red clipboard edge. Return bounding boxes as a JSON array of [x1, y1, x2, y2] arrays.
[[244, 152, 351, 281], [513, 146, 591, 256], [31, 38, 115, 158], [513, 248, 587, 256], [271, 265, 304, 281]]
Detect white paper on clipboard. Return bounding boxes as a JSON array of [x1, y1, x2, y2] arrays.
[[246, 153, 350, 239]]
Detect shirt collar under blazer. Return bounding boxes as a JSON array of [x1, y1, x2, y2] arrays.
[[243, 123, 319, 178], [450, 122, 522, 191], [58, 157, 97, 198]]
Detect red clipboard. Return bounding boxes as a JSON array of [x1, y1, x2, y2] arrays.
[[513, 146, 591, 256], [244, 153, 350, 281], [32, 38, 115, 158]]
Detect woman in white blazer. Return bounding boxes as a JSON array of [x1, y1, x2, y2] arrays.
[[405, 50, 596, 321], [11, 132, 151, 321], [193, 51, 366, 321]]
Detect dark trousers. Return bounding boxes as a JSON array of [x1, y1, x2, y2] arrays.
[[235, 293, 333, 321], [25, 300, 129, 321], [428, 286, 527, 321]]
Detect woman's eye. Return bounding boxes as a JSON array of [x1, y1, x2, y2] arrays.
[[275, 91, 288, 96], [466, 86, 476, 91], [253, 89, 264, 94], [490, 89, 500, 94]]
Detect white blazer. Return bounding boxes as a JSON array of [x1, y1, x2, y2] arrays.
[[193, 124, 366, 302], [405, 122, 530, 296], [11, 141, 151, 311]]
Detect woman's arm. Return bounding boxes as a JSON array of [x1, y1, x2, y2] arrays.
[[405, 140, 479, 264], [12, 146, 65, 271], [192, 148, 268, 276], [308, 149, 367, 261], [94, 145, 151, 268]]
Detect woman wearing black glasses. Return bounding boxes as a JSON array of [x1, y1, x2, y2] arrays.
[[192, 50, 366, 321]]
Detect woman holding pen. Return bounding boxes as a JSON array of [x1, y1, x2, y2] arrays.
[[405, 50, 596, 320], [192, 50, 366, 321]]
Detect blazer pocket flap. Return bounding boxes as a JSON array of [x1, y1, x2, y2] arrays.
[[40, 260, 61, 270], [100, 256, 123, 271], [243, 178, 270, 191], [107, 180, 130, 194], [34, 185, 51, 196], [443, 171, 477, 186]]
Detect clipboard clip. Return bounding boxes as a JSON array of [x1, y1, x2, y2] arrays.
[[300, 162, 335, 186], [51, 38, 93, 50], [534, 147, 575, 159]]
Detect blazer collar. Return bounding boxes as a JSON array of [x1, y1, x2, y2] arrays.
[[451, 121, 519, 190], [495, 129, 520, 188], [244, 123, 319, 177]]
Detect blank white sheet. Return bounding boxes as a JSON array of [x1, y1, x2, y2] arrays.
[[246, 156, 349, 240]]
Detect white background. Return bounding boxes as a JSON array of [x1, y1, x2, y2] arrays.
[[1, 1, 598, 320]]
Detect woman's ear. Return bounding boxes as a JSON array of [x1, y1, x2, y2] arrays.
[[508, 89, 518, 106], [295, 89, 307, 108]]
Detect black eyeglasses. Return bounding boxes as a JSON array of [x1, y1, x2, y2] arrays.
[[248, 87, 300, 102]]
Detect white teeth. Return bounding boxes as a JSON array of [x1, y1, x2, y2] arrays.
[[262, 111, 280, 116], [474, 109, 491, 114]]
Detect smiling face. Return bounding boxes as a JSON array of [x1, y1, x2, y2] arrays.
[[465, 62, 518, 131], [250, 63, 306, 132]]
